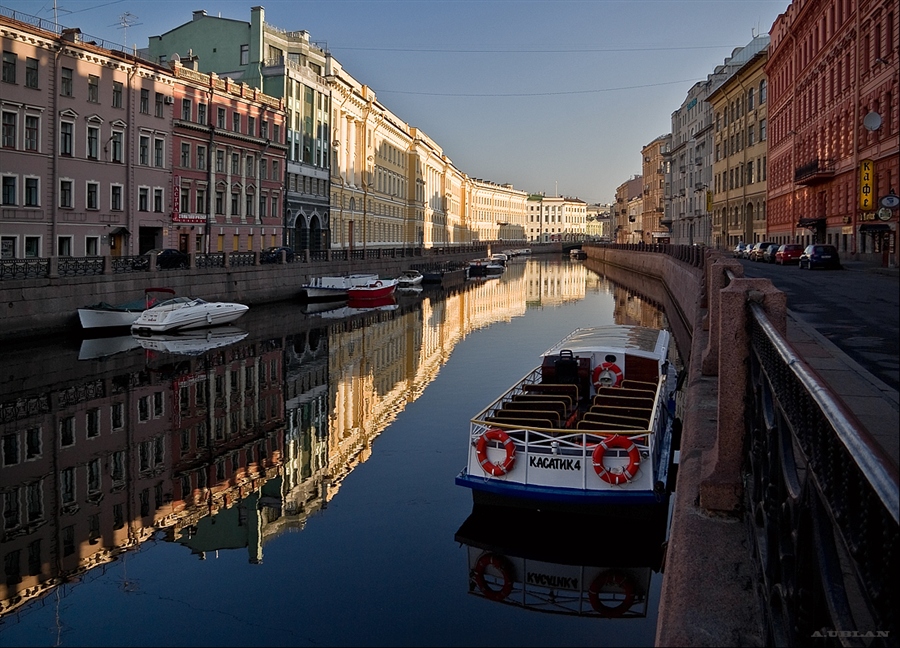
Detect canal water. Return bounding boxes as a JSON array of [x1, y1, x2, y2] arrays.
[[0, 255, 678, 647]]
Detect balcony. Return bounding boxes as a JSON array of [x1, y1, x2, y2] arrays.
[[794, 158, 835, 185]]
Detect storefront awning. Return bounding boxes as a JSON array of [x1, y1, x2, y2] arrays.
[[859, 223, 892, 233], [797, 218, 825, 229], [108, 227, 129, 235]]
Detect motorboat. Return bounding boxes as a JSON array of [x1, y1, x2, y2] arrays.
[[131, 297, 248, 333], [456, 325, 678, 511], [346, 277, 398, 301], [132, 326, 248, 356], [396, 269, 423, 288], [468, 259, 505, 277], [454, 504, 668, 617], [299, 274, 379, 302], [490, 253, 508, 266], [77, 287, 175, 329], [570, 248, 588, 260]]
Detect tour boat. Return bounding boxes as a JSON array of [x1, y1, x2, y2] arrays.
[[78, 287, 175, 329], [454, 503, 667, 617], [346, 277, 398, 301], [456, 325, 678, 510], [131, 296, 248, 333], [299, 274, 379, 302]]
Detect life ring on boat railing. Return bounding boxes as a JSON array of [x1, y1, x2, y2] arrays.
[[591, 435, 640, 485], [473, 552, 514, 601], [588, 569, 636, 616], [374, 280, 383, 287], [592, 362, 623, 389], [475, 428, 516, 476]]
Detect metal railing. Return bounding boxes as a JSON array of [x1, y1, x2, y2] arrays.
[[734, 271, 898, 644], [585, 242, 706, 268]]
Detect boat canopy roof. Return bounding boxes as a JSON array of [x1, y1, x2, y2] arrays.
[[542, 325, 669, 360]]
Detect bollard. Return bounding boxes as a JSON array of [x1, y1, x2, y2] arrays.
[[700, 258, 743, 375]]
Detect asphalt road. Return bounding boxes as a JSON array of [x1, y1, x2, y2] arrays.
[[736, 257, 899, 393]]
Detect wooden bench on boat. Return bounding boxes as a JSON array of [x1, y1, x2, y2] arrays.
[[486, 415, 557, 430], [583, 410, 651, 428], [522, 383, 580, 403], [587, 403, 654, 421], [511, 393, 574, 409], [501, 400, 569, 418], [592, 393, 655, 410], [576, 418, 648, 432]]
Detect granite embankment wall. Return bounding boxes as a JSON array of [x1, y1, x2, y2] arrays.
[[584, 245, 765, 647]]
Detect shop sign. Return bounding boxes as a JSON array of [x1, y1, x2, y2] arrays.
[[859, 160, 874, 211]]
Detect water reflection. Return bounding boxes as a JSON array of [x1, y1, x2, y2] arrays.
[[0, 256, 671, 626], [454, 504, 669, 618]]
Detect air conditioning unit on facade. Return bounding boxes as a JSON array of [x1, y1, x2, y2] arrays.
[[164, 96, 174, 105]]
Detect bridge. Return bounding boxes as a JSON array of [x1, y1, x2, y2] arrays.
[[583, 243, 898, 647]]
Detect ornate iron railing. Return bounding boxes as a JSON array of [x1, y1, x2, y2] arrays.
[[57, 256, 104, 277], [0, 257, 49, 280], [229, 252, 256, 267], [196, 253, 225, 269], [745, 301, 897, 645]]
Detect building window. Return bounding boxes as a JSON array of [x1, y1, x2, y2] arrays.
[[216, 150, 224, 172], [22, 58, 39, 91], [25, 178, 38, 206], [2, 51, 16, 84], [197, 145, 207, 170], [61, 67, 72, 96], [59, 179, 73, 208], [1, 176, 15, 206], [217, 107, 226, 129], [155, 92, 164, 117], [111, 185, 122, 211], [231, 153, 239, 175], [1, 112, 14, 148], [260, 159, 267, 180], [110, 131, 123, 162], [246, 193, 254, 217], [180, 187, 189, 213], [216, 191, 224, 214], [197, 102, 207, 125], [86, 182, 99, 209], [140, 135, 150, 165], [248, 116, 256, 137], [759, 80, 767, 104], [154, 138, 164, 167], [196, 189, 206, 214], [259, 195, 266, 218], [181, 98, 192, 121], [759, 119, 767, 141], [231, 192, 239, 215], [139, 187, 149, 211], [86, 409, 100, 438], [240, 44, 249, 65], [140, 88, 149, 113], [154, 188, 163, 212], [24, 115, 38, 151], [181, 142, 190, 167], [87, 126, 99, 159], [59, 121, 73, 156], [232, 112, 240, 133], [260, 120, 268, 140], [112, 81, 123, 108], [87, 75, 99, 103]]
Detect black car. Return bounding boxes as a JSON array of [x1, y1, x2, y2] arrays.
[[798, 244, 841, 270], [133, 248, 189, 271], [260, 246, 295, 264]]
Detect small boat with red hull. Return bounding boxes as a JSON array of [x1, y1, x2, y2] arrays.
[[347, 277, 398, 301]]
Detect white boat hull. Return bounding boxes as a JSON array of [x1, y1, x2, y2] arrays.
[[78, 308, 144, 329], [132, 299, 248, 333]]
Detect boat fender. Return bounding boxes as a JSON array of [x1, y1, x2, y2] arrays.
[[475, 428, 516, 476], [588, 570, 636, 616], [592, 361, 623, 389], [472, 552, 514, 601], [591, 435, 640, 485]]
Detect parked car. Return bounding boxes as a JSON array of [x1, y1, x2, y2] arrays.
[[775, 243, 804, 265], [799, 244, 842, 270], [749, 242, 776, 261], [762, 244, 780, 263], [132, 248, 189, 270], [260, 246, 295, 264], [732, 243, 746, 258]]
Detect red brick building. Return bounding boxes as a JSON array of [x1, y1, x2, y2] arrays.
[[766, 0, 898, 267]]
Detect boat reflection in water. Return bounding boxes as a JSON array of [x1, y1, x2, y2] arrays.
[[132, 326, 249, 357], [454, 503, 669, 618]]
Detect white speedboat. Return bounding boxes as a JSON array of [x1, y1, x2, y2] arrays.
[[396, 269, 423, 288], [299, 274, 379, 302], [78, 287, 175, 329], [131, 297, 248, 333], [456, 325, 678, 510], [133, 326, 248, 356]]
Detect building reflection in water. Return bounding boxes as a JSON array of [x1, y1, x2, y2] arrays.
[[0, 257, 664, 617]]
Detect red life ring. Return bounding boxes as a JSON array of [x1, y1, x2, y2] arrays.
[[473, 552, 514, 601], [591, 435, 641, 484], [475, 428, 516, 476], [374, 280, 383, 287], [592, 362, 623, 389], [588, 570, 636, 616]]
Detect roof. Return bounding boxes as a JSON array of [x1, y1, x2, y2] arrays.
[[543, 326, 669, 359]]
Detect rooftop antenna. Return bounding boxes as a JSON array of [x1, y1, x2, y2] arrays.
[[113, 12, 142, 50]]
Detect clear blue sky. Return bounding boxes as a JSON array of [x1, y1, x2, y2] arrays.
[[7, 0, 788, 203]]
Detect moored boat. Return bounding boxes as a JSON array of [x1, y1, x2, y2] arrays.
[[396, 269, 423, 288], [131, 297, 248, 333], [77, 287, 175, 329], [299, 274, 379, 302], [347, 277, 398, 300], [456, 325, 677, 511]]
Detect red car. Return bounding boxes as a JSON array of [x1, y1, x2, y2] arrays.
[[775, 243, 804, 265]]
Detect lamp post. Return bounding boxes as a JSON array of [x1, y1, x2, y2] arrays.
[[332, 139, 345, 251]]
